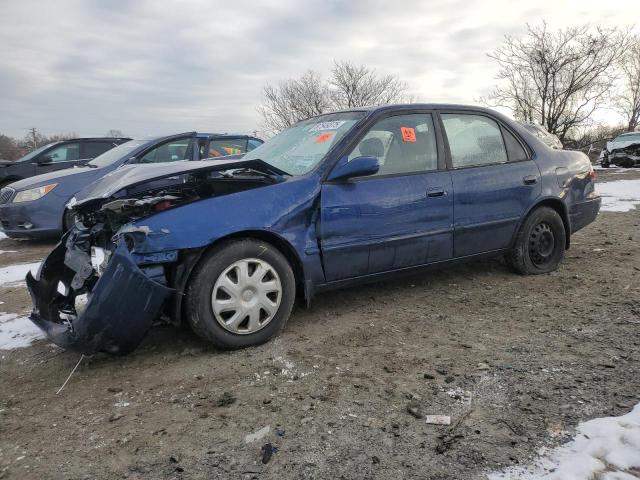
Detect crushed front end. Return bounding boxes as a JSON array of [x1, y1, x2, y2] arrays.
[[27, 227, 174, 355], [26, 160, 285, 354]]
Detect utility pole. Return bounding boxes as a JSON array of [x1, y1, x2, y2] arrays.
[[28, 127, 38, 149]]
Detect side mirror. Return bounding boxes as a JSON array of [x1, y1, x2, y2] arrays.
[[36, 155, 53, 165], [327, 156, 379, 182]]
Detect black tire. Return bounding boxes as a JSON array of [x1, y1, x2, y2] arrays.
[[507, 207, 566, 275], [184, 238, 296, 349]]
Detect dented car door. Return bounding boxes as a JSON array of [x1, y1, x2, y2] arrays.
[[320, 112, 454, 281]]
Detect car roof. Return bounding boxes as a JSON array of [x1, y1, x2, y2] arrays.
[[304, 103, 512, 121], [135, 132, 260, 142]]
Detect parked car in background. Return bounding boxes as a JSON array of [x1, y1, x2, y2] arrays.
[[0, 137, 130, 188], [599, 132, 640, 168], [27, 104, 600, 355], [0, 132, 262, 238], [520, 123, 563, 149]]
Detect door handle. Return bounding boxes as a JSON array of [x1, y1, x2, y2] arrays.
[[427, 188, 447, 198], [523, 175, 538, 185]]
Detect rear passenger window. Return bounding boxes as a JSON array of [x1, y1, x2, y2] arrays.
[[84, 142, 114, 158], [139, 138, 194, 163], [207, 139, 249, 158], [501, 127, 528, 162], [442, 114, 507, 168], [348, 113, 438, 176]]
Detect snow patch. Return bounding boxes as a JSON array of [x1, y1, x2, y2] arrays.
[[0, 261, 41, 286], [487, 402, 640, 480], [0, 313, 44, 350], [0, 231, 7, 240], [597, 179, 640, 212]]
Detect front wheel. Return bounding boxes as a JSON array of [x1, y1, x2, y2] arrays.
[[507, 207, 566, 275], [184, 239, 296, 349]]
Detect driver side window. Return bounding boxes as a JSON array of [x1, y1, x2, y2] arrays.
[[44, 143, 81, 162], [138, 137, 194, 164], [347, 114, 438, 176]]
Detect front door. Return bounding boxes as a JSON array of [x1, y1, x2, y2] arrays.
[[439, 112, 541, 257], [320, 113, 454, 282]]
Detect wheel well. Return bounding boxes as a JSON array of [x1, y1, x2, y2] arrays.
[[203, 230, 306, 300], [531, 199, 571, 249]]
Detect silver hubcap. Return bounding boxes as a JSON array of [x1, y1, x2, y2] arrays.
[[211, 258, 282, 334]]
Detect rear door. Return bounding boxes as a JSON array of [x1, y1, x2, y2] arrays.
[[320, 112, 454, 281], [439, 111, 541, 257]]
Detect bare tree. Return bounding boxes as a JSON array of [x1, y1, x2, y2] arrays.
[[329, 61, 407, 109], [258, 61, 409, 133], [616, 36, 640, 131], [105, 129, 125, 138], [258, 71, 331, 134], [0, 134, 22, 160], [484, 23, 630, 140]]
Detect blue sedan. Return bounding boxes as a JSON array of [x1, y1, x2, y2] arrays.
[[0, 132, 263, 238], [27, 104, 600, 354]]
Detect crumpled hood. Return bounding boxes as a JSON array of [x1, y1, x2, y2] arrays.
[[8, 165, 104, 190], [73, 157, 285, 206]]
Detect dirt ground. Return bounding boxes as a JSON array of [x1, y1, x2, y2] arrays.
[[1, 169, 639, 480]]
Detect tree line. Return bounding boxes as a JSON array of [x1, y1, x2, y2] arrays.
[[2, 23, 638, 160], [260, 24, 639, 148]]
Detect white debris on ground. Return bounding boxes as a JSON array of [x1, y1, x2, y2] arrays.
[[0, 261, 41, 286], [0, 313, 44, 350], [597, 179, 640, 212], [487, 402, 640, 480], [244, 425, 270, 444]]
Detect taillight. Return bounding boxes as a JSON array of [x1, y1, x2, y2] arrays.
[[588, 164, 596, 181]]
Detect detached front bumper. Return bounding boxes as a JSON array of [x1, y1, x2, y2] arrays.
[[27, 239, 174, 355]]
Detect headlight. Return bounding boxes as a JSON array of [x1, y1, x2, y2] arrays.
[[13, 184, 57, 203]]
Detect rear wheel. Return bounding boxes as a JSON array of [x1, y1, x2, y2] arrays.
[[507, 207, 566, 275], [185, 239, 296, 349]]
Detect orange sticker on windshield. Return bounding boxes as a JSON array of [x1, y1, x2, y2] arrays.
[[401, 127, 416, 142], [315, 132, 334, 143]]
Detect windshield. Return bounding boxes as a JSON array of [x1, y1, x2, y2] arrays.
[[89, 140, 146, 167], [16, 143, 55, 162], [613, 133, 640, 143], [242, 112, 366, 175]]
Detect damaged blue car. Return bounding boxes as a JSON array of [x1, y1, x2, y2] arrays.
[[27, 104, 601, 354]]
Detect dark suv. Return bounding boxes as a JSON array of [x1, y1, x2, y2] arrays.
[[0, 137, 130, 188]]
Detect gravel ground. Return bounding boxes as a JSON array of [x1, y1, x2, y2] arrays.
[[0, 168, 639, 480]]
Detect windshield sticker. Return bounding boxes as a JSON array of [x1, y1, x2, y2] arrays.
[[401, 127, 416, 143], [309, 121, 347, 132], [314, 132, 334, 144]]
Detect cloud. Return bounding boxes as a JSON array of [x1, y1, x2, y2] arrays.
[[0, 0, 637, 138]]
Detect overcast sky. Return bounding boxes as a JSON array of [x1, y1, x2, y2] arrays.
[[1, 0, 638, 139]]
